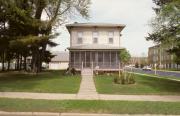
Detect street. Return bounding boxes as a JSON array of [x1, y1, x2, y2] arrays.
[[126, 67, 180, 78]]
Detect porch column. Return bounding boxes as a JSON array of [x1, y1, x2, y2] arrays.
[[116, 51, 118, 67], [79, 52, 81, 69], [110, 51, 112, 68], [103, 51, 104, 68], [74, 52, 75, 68], [85, 51, 86, 67], [90, 51, 93, 68], [69, 51, 71, 68], [96, 52, 98, 67]]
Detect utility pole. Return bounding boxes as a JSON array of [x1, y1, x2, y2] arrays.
[[159, 44, 162, 69]]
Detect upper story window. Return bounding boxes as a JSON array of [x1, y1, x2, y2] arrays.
[[77, 32, 83, 44], [108, 31, 114, 44], [93, 32, 98, 44]]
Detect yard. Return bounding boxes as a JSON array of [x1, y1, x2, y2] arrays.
[[95, 74, 180, 95], [0, 70, 81, 93], [0, 98, 180, 115]]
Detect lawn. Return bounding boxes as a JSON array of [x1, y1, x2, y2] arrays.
[[0, 70, 81, 93], [0, 98, 180, 115], [159, 75, 180, 81], [95, 74, 180, 95]]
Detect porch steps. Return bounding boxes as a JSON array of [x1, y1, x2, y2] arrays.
[[77, 68, 98, 99], [81, 68, 93, 76]]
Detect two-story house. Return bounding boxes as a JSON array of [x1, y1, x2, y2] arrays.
[[66, 23, 125, 71]]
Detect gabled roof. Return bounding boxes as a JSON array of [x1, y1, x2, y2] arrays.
[[51, 52, 69, 62], [68, 44, 125, 50], [66, 23, 126, 32]]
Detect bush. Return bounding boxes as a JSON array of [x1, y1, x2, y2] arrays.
[[114, 71, 135, 85], [71, 68, 76, 75], [65, 67, 77, 76], [135, 63, 139, 68], [140, 64, 144, 68]]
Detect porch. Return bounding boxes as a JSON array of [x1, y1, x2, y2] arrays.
[[69, 50, 121, 71]]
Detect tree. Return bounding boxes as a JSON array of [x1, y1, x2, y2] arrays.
[[114, 49, 134, 85], [119, 49, 131, 67], [0, 0, 91, 73], [147, 0, 180, 65]]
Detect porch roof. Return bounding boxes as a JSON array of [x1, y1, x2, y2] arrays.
[[67, 45, 125, 51]]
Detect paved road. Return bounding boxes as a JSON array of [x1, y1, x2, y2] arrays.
[[126, 68, 180, 78]]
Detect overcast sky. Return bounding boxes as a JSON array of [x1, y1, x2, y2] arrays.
[[51, 0, 156, 57]]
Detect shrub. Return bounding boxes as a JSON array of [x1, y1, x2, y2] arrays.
[[140, 64, 144, 68], [65, 67, 77, 76], [135, 63, 139, 68], [71, 68, 76, 75], [114, 71, 135, 85]]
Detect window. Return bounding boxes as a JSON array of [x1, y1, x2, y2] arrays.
[[109, 38, 113, 44], [93, 38, 98, 44], [77, 38, 82, 44], [93, 32, 98, 44], [108, 31, 114, 44], [77, 32, 83, 44]]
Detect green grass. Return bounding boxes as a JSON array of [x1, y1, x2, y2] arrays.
[[94, 74, 180, 95], [0, 98, 180, 115], [157, 75, 180, 81], [0, 70, 81, 93]]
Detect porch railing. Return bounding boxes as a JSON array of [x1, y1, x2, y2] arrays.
[[69, 62, 120, 70]]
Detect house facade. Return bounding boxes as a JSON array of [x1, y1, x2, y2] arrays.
[[66, 23, 125, 71], [148, 45, 180, 69]]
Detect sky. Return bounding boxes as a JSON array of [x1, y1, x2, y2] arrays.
[[51, 0, 156, 57]]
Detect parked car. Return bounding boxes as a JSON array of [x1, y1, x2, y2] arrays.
[[142, 66, 152, 71]]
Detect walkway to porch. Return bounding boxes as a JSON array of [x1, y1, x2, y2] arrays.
[[77, 68, 98, 99]]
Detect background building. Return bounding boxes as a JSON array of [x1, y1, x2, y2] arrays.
[[148, 45, 180, 69], [130, 57, 148, 67], [49, 52, 69, 70]]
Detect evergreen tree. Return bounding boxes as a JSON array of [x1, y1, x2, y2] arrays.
[[0, 0, 91, 72]]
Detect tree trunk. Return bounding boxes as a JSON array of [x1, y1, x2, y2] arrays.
[[19, 54, 22, 70], [31, 48, 38, 74], [7, 60, 10, 71], [24, 56, 27, 71], [39, 44, 47, 72], [2, 52, 5, 71], [16, 55, 20, 70]]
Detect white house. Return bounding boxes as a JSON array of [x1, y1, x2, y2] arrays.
[[66, 23, 126, 71], [49, 52, 69, 70]]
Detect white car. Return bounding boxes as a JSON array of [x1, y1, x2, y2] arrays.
[[142, 66, 152, 71]]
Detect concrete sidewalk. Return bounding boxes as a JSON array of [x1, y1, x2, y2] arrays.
[[0, 111, 177, 116], [0, 92, 180, 102], [77, 69, 98, 99]]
